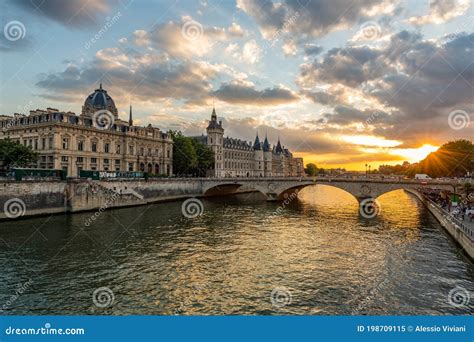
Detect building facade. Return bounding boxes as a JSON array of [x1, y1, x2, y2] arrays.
[[0, 85, 173, 177], [196, 108, 304, 178]]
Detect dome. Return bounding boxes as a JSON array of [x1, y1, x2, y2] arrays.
[[82, 83, 118, 118]]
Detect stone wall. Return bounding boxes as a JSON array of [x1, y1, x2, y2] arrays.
[[0, 181, 66, 219], [0, 179, 258, 220], [405, 188, 474, 260]]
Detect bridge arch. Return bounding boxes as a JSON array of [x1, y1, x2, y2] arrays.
[[202, 182, 244, 196]]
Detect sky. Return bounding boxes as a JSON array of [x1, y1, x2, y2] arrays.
[[0, 0, 473, 170]]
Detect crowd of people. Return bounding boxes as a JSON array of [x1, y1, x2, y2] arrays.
[[417, 188, 473, 223]]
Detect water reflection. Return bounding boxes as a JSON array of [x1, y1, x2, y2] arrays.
[[0, 186, 472, 315]]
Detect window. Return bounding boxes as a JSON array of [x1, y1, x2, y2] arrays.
[[104, 143, 110, 153], [78, 140, 84, 151], [61, 156, 68, 162], [129, 145, 134, 155], [140, 147, 144, 156], [128, 163, 133, 171], [167, 150, 170, 158], [49, 137, 53, 149], [77, 157, 84, 163], [62, 138, 69, 149], [104, 159, 109, 164], [42, 138, 46, 149], [115, 159, 120, 165], [92, 141, 97, 152], [116, 144, 121, 154], [91, 158, 97, 164]]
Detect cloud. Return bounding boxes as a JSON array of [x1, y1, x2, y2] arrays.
[[213, 81, 299, 106], [228, 22, 246, 37], [10, 0, 114, 28], [408, 0, 471, 25], [297, 30, 474, 146], [303, 44, 323, 56], [298, 45, 386, 88], [237, 0, 395, 38], [242, 40, 262, 63], [35, 51, 219, 106]]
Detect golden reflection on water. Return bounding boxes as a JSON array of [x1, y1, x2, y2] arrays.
[[0, 185, 472, 315]]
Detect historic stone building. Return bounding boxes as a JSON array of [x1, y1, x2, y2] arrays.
[[0, 84, 173, 177], [195, 108, 304, 177]]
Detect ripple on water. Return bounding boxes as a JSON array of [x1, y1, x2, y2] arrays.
[[0, 186, 472, 315]]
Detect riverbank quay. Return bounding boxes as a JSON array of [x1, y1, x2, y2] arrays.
[[0, 178, 258, 221], [405, 188, 474, 260]]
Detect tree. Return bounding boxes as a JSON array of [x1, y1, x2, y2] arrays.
[[416, 139, 473, 177], [305, 163, 318, 176], [168, 131, 214, 177], [0, 139, 38, 171], [191, 139, 214, 177], [170, 132, 198, 176]]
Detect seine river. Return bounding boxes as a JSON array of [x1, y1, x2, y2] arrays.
[[0, 186, 473, 315]]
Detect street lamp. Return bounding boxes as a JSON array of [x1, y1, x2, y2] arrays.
[[365, 163, 368, 176]]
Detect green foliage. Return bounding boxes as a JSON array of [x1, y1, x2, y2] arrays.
[[305, 163, 318, 176], [379, 140, 473, 178], [169, 131, 214, 177], [0, 139, 38, 170], [191, 138, 214, 177], [416, 139, 473, 178]]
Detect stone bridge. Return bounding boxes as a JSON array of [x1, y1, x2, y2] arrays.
[[200, 177, 460, 202]]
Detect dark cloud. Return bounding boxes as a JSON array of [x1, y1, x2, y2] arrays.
[[35, 51, 217, 105], [408, 0, 471, 25], [299, 46, 387, 88], [237, 0, 387, 38], [300, 31, 474, 145], [303, 44, 323, 56], [10, 0, 115, 28], [214, 82, 299, 105]]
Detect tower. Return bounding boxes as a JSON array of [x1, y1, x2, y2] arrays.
[[206, 107, 224, 177], [262, 133, 272, 177], [253, 133, 264, 177], [129, 104, 133, 126]]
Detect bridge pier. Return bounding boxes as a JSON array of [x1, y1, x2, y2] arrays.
[[266, 193, 278, 201]]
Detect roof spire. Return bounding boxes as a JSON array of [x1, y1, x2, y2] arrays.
[[99, 82, 103, 90], [129, 103, 133, 126]]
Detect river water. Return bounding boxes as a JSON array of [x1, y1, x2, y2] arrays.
[[0, 186, 472, 315]]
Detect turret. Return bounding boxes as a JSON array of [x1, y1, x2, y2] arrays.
[[206, 107, 224, 177], [263, 134, 272, 177], [253, 133, 264, 177]]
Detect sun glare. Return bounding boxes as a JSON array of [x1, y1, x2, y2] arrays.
[[390, 144, 439, 162]]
